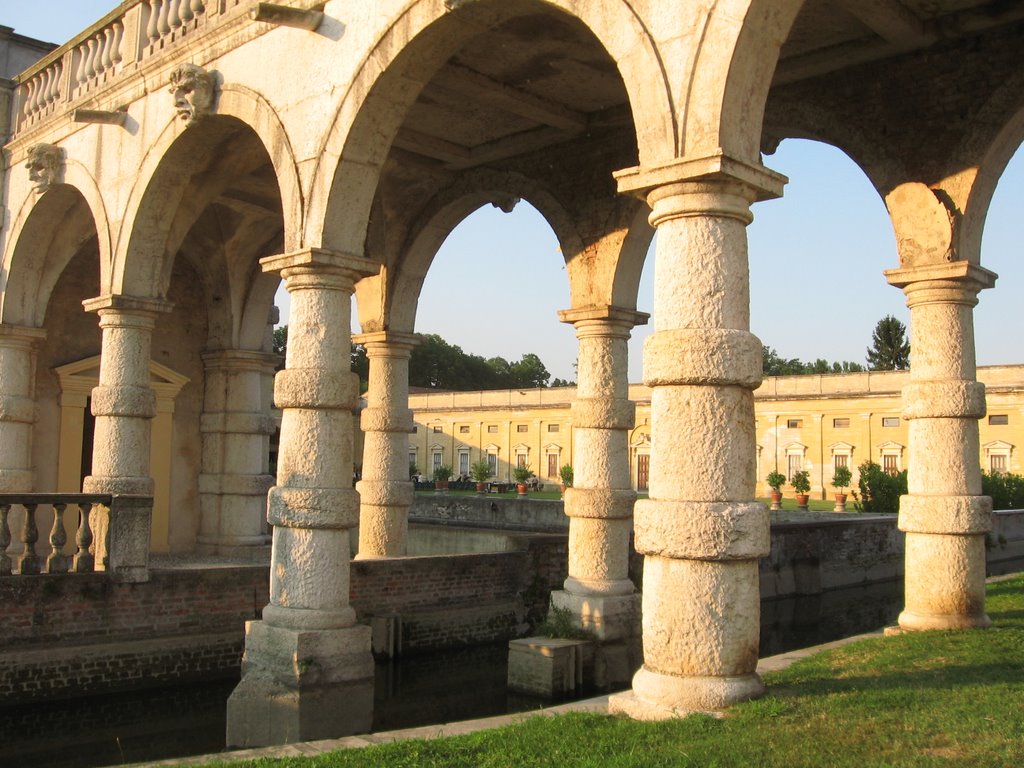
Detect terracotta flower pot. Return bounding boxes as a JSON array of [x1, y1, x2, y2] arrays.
[[769, 490, 782, 510], [476, 481, 487, 494], [795, 493, 809, 509], [516, 483, 528, 495], [434, 480, 448, 492], [834, 492, 847, 512]]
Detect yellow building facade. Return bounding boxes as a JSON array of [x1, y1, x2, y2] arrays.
[[408, 365, 1024, 498]]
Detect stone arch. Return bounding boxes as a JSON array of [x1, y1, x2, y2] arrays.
[[114, 87, 300, 302], [685, 0, 806, 162], [2, 158, 110, 327], [305, 0, 674, 256], [956, 75, 1024, 268], [372, 169, 584, 333]]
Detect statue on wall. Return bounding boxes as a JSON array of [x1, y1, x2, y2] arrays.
[[168, 63, 215, 126], [24, 144, 63, 193]]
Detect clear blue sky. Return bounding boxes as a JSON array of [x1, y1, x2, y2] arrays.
[[6, 2, 1022, 383]]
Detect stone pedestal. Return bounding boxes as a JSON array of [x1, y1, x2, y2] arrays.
[[352, 331, 417, 558], [886, 262, 996, 631], [227, 248, 379, 747], [608, 156, 784, 719], [0, 324, 46, 493], [508, 637, 593, 698], [197, 350, 276, 557]]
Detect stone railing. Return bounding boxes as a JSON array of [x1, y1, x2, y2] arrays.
[[0, 493, 154, 582], [15, 0, 246, 133]]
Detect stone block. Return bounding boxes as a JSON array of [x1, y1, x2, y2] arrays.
[[507, 636, 593, 698]]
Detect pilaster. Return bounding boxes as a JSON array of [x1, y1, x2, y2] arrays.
[[0, 324, 47, 492], [886, 261, 997, 631]]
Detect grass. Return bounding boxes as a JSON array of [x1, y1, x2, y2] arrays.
[[419, 491, 853, 511], [211, 576, 1024, 768]]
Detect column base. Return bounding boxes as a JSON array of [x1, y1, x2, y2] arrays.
[[897, 609, 991, 632], [549, 589, 639, 642], [226, 619, 374, 747], [608, 666, 764, 720]]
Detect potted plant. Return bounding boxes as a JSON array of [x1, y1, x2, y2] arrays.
[[559, 464, 574, 495], [470, 459, 492, 494], [791, 470, 811, 510], [432, 464, 452, 492], [409, 462, 419, 482], [512, 464, 533, 496], [832, 464, 852, 512], [766, 470, 786, 511]]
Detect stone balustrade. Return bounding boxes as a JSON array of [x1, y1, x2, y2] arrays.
[[0, 493, 153, 582], [14, 0, 246, 132]]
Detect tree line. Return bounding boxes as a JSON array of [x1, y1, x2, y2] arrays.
[[273, 314, 910, 391]]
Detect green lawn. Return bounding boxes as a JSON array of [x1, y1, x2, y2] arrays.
[[214, 576, 1024, 768]]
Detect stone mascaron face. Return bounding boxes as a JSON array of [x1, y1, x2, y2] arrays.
[[168, 63, 214, 126], [24, 144, 62, 193]]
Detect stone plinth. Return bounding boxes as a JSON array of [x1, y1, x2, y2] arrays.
[[507, 636, 593, 698]]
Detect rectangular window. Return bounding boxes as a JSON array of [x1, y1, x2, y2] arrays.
[[459, 425, 470, 434], [833, 418, 850, 428], [459, 452, 469, 476], [432, 453, 442, 472], [990, 414, 1009, 426], [882, 417, 900, 427], [991, 454, 1008, 474], [547, 454, 558, 478], [487, 425, 498, 433], [834, 454, 848, 471], [409, 452, 416, 469], [786, 419, 802, 429], [637, 454, 650, 491], [882, 454, 899, 475], [487, 452, 497, 474], [547, 424, 559, 433], [787, 454, 802, 480], [432, 425, 442, 433], [517, 454, 528, 469], [517, 424, 528, 433]]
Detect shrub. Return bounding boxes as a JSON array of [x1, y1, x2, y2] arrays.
[[766, 470, 786, 492], [791, 470, 811, 494], [559, 464, 574, 487], [432, 464, 453, 482], [982, 470, 1024, 510], [832, 464, 852, 490], [470, 460, 492, 483], [853, 460, 907, 514]]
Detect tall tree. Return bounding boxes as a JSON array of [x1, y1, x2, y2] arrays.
[[866, 315, 911, 370]]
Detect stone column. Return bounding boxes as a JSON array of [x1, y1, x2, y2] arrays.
[[609, 156, 784, 719], [886, 262, 996, 631], [197, 350, 276, 558], [227, 248, 379, 747], [549, 305, 646, 686], [81, 295, 171, 497], [352, 331, 417, 558], [0, 324, 46, 492]]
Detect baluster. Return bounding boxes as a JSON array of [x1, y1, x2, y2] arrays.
[[0, 503, 11, 576], [23, 79, 38, 118], [157, 0, 171, 37], [19, 503, 40, 575], [110, 22, 124, 65], [37, 70, 50, 108], [168, 0, 182, 31], [48, 63, 61, 104], [46, 503, 69, 574], [191, 0, 205, 17], [73, 502, 95, 573], [84, 38, 98, 80], [74, 44, 88, 87], [91, 36, 104, 78], [100, 29, 113, 73], [147, 0, 162, 44], [43, 69, 55, 107], [180, 0, 194, 24]]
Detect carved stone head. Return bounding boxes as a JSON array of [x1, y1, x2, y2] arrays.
[[168, 64, 214, 126], [25, 144, 62, 193]]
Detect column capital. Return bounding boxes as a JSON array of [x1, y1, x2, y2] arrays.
[[260, 247, 381, 286], [351, 330, 420, 355], [885, 261, 997, 307], [558, 305, 649, 335], [615, 152, 786, 218], [82, 294, 173, 317], [0, 324, 46, 347]]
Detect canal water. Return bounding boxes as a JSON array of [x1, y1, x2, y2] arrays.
[[0, 574, 1002, 768]]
